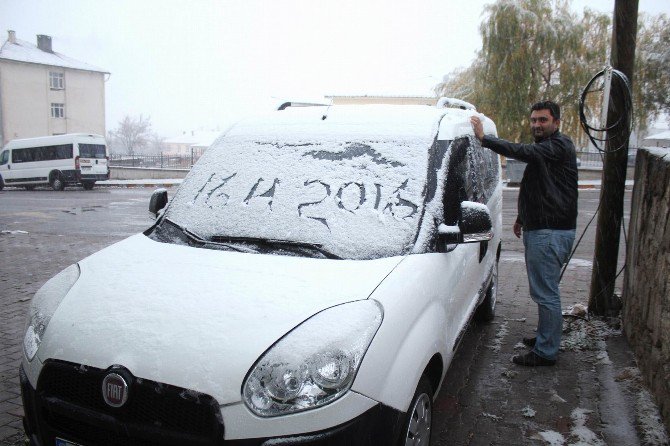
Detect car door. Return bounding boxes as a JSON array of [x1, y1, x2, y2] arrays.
[[0, 149, 17, 182], [468, 136, 502, 287], [431, 137, 483, 350]]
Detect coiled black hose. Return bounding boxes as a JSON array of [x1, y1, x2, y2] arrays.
[[578, 67, 633, 153]]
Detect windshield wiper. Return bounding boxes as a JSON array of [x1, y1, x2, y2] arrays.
[[162, 219, 254, 253], [210, 236, 341, 260]]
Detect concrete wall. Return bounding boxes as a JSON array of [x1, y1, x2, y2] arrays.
[[110, 167, 189, 180], [622, 147, 670, 432], [0, 60, 105, 145]]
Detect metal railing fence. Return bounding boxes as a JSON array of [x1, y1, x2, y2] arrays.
[[109, 148, 206, 169]]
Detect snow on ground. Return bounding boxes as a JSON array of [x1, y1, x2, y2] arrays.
[[534, 408, 606, 446], [560, 317, 616, 352], [636, 388, 670, 446], [569, 408, 606, 446], [616, 367, 670, 446], [560, 317, 670, 445], [522, 406, 537, 418], [487, 319, 509, 352]]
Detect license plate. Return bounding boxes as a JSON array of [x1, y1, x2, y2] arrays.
[[56, 439, 83, 446]]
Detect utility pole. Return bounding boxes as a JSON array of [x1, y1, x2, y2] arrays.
[[588, 0, 638, 316]]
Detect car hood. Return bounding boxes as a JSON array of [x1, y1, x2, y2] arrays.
[[38, 234, 402, 405]]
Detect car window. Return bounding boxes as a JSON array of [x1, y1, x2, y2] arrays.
[[443, 137, 472, 225], [0, 150, 8, 165], [158, 133, 432, 260], [469, 136, 499, 203]]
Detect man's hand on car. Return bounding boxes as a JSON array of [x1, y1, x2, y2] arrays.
[[470, 116, 484, 142]]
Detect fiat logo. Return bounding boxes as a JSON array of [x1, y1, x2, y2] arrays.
[[102, 373, 128, 408]]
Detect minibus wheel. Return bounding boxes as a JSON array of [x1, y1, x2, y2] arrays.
[[0, 176, 4, 191], [82, 181, 95, 190], [50, 173, 65, 191]]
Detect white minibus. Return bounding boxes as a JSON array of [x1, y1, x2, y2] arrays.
[[0, 133, 109, 191]]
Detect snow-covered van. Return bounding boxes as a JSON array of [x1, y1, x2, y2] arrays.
[[0, 133, 109, 191], [20, 102, 501, 445]]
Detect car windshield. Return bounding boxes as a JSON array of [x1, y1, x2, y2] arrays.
[[158, 118, 434, 260]]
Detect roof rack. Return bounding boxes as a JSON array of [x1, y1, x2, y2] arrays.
[[436, 97, 476, 111], [277, 102, 330, 111]]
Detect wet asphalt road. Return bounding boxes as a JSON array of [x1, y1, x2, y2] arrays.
[[0, 186, 630, 444]]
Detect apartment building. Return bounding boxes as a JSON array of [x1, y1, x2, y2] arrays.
[[0, 30, 108, 145]]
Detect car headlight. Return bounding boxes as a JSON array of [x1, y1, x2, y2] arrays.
[[23, 264, 80, 361], [243, 300, 383, 417]]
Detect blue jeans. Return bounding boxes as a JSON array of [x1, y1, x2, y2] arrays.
[[523, 229, 575, 360]]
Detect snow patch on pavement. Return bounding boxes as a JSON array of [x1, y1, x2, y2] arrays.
[[488, 319, 509, 352], [636, 388, 670, 446], [1, 229, 29, 235], [534, 431, 566, 445], [561, 318, 617, 352], [535, 408, 605, 445], [569, 408, 606, 445], [482, 412, 502, 421], [549, 390, 567, 404], [522, 406, 536, 418]]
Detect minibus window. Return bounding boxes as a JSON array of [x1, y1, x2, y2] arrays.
[[79, 144, 106, 159], [56, 144, 73, 159], [0, 151, 8, 165]]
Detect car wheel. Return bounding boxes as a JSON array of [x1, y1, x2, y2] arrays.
[[475, 261, 498, 322], [82, 181, 95, 190], [25, 185, 36, 191], [399, 375, 433, 446], [50, 174, 65, 191], [0, 176, 4, 191]]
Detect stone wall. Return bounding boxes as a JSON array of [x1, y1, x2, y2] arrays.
[[109, 167, 189, 180], [622, 147, 670, 432]]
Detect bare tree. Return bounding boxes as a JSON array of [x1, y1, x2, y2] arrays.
[[148, 132, 167, 155], [110, 115, 152, 156]]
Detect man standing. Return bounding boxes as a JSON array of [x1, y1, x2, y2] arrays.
[[470, 101, 577, 366]]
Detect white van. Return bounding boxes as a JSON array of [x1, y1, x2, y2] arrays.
[[21, 103, 502, 445], [0, 133, 109, 191]]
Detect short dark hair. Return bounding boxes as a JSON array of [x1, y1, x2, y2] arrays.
[[531, 100, 561, 120]]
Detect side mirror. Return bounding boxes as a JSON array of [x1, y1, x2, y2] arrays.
[[459, 201, 493, 242], [438, 201, 493, 245], [149, 188, 168, 218]]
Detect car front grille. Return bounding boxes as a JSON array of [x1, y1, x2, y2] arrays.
[[33, 359, 224, 445]]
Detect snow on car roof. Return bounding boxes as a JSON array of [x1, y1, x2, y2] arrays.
[[228, 104, 447, 140]]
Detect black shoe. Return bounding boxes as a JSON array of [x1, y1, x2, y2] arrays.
[[512, 351, 556, 367], [522, 337, 536, 348]]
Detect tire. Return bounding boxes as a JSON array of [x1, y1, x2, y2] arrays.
[[25, 185, 36, 191], [0, 176, 4, 191], [82, 181, 95, 190], [474, 261, 498, 322], [50, 174, 65, 191], [399, 375, 433, 446]]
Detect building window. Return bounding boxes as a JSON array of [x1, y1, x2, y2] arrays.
[[51, 103, 65, 118], [49, 71, 64, 90]]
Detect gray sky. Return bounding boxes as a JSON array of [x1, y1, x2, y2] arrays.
[[2, 0, 668, 137]]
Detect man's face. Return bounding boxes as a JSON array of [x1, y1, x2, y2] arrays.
[[530, 109, 559, 142]]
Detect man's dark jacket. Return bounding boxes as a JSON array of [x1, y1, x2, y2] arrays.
[[482, 131, 578, 230]]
